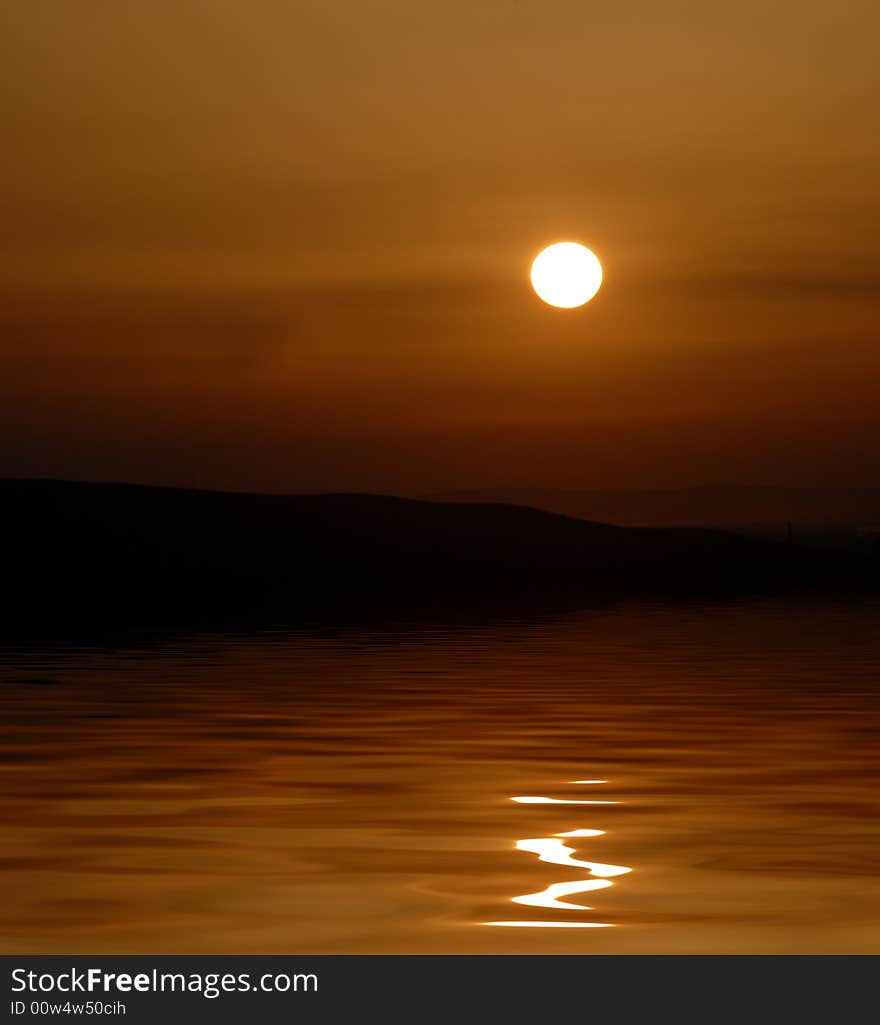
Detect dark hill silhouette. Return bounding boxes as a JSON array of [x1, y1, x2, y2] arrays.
[[2, 479, 875, 632], [427, 485, 880, 531]]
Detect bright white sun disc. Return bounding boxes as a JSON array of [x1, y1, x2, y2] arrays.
[[530, 242, 603, 308]]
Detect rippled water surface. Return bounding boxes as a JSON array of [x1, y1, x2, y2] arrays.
[[2, 600, 879, 953]]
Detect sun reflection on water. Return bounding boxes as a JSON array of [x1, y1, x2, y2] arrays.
[[511, 796, 618, 805], [485, 780, 630, 929], [515, 836, 631, 877]]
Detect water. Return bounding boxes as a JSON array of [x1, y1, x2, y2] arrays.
[[2, 599, 879, 954]]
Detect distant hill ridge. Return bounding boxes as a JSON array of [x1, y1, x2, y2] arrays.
[[425, 486, 880, 529], [2, 478, 874, 631]]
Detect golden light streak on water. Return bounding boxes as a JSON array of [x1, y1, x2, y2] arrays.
[[483, 921, 613, 929], [488, 780, 631, 929], [513, 878, 613, 910], [516, 836, 631, 877], [510, 796, 619, 805]]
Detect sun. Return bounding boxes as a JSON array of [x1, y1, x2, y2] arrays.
[[530, 242, 603, 309]]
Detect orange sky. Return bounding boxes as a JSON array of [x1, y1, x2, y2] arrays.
[[2, 1, 879, 492]]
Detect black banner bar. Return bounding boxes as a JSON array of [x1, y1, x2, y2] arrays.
[[2, 956, 876, 1024]]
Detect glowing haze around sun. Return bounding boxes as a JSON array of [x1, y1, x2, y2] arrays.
[[530, 242, 603, 308]]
